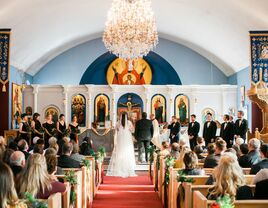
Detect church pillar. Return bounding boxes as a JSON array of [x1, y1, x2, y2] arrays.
[[63, 86, 69, 125], [167, 87, 174, 121], [111, 92, 117, 127], [32, 85, 39, 113], [86, 85, 94, 128]]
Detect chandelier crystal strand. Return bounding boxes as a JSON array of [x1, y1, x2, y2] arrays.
[[103, 0, 158, 63]]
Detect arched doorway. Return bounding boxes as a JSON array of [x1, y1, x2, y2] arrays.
[[117, 93, 143, 125]]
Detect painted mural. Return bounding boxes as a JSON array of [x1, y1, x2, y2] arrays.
[[44, 106, 59, 123], [106, 58, 152, 85], [71, 94, 86, 127], [94, 94, 110, 124], [151, 94, 166, 123], [175, 94, 189, 126], [12, 83, 23, 129]]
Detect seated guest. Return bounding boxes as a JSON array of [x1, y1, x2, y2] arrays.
[[195, 137, 206, 150], [170, 142, 180, 159], [250, 144, 268, 174], [236, 137, 245, 146], [254, 178, 268, 199], [238, 143, 249, 167], [44, 148, 64, 175], [0, 162, 27, 208], [44, 148, 57, 156], [194, 143, 206, 160], [46, 137, 59, 153], [80, 137, 94, 156], [207, 153, 253, 201], [70, 142, 85, 163], [8, 142, 18, 151], [204, 139, 226, 168], [0, 137, 6, 161], [159, 141, 170, 157], [224, 148, 238, 158], [240, 138, 261, 168], [9, 151, 26, 178], [17, 139, 30, 160], [45, 154, 64, 177], [58, 143, 81, 168], [254, 168, 268, 184], [17, 153, 66, 199], [2, 149, 15, 165], [32, 139, 45, 155], [174, 145, 191, 168], [181, 151, 205, 175]]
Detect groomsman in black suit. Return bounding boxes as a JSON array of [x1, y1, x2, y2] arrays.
[[168, 116, 181, 144], [220, 114, 234, 148], [187, 114, 200, 150], [203, 112, 217, 145], [234, 110, 248, 142]]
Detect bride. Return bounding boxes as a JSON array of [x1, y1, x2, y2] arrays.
[[107, 112, 137, 177]]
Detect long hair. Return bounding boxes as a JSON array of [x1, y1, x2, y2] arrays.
[[209, 153, 245, 201], [0, 162, 18, 208], [121, 112, 128, 128], [17, 153, 52, 198]]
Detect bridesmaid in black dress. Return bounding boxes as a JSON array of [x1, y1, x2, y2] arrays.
[[31, 113, 43, 140], [19, 113, 30, 144], [69, 115, 79, 143], [43, 113, 56, 148], [57, 114, 67, 153]]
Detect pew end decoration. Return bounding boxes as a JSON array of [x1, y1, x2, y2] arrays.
[[64, 170, 78, 206], [24, 192, 48, 208], [210, 195, 234, 208]]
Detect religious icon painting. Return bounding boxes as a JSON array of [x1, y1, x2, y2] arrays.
[[201, 108, 216, 124], [106, 58, 152, 85], [94, 94, 110, 125], [44, 106, 60, 124], [71, 94, 86, 127], [151, 94, 166, 123], [175, 94, 189, 126], [12, 83, 23, 129], [25, 106, 33, 116]]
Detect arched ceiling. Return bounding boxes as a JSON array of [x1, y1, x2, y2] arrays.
[[1, 0, 268, 76]]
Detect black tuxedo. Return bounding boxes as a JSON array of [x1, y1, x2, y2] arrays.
[[58, 155, 81, 168], [234, 118, 248, 140], [187, 121, 200, 149], [203, 120, 217, 144], [135, 118, 154, 162], [168, 122, 181, 144], [250, 159, 268, 174], [220, 122, 234, 148]]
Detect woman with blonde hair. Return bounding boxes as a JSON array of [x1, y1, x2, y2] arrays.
[[0, 162, 27, 208], [174, 145, 191, 168], [207, 153, 253, 201], [17, 153, 65, 199]]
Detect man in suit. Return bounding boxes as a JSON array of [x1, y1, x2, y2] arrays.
[[168, 116, 181, 144], [187, 114, 200, 150], [220, 114, 234, 148], [240, 138, 261, 168], [203, 112, 217, 145], [9, 151, 26, 177], [234, 110, 248, 142], [135, 112, 154, 163], [204, 139, 226, 168], [58, 143, 81, 168], [250, 144, 268, 174]]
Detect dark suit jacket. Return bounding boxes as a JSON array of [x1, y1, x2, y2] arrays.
[[187, 121, 200, 139], [203, 121, 217, 144], [203, 154, 221, 168], [58, 155, 81, 168], [239, 150, 261, 168], [234, 118, 248, 140], [220, 122, 234, 146], [168, 122, 181, 138], [255, 179, 268, 199], [135, 118, 154, 141], [250, 159, 268, 174]]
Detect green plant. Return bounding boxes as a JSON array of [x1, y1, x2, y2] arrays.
[[83, 158, 91, 169], [65, 170, 78, 205], [25, 192, 48, 208], [96, 146, 106, 163], [210, 195, 234, 208], [164, 155, 175, 185], [177, 170, 195, 183], [147, 145, 155, 163]]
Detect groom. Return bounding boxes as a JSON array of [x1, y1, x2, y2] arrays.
[[135, 112, 154, 163]]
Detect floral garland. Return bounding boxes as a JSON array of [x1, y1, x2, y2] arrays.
[[91, 127, 112, 136]]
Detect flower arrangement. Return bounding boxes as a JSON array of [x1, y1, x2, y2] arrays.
[[164, 155, 175, 185], [95, 146, 106, 163], [64, 170, 78, 205], [82, 158, 91, 170], [177, 170, 195, 183], [25, 192, 48, 208], [210, 195, 234, 208]]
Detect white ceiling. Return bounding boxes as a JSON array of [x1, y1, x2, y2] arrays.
[[1, 0, 267, 76]]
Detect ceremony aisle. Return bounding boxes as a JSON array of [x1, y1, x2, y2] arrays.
[[92, 172, 163, 208]]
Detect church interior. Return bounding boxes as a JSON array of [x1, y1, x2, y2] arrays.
[[0, 0, 268, 207]]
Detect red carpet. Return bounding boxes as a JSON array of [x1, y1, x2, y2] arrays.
[[92, 172, 163, 208]]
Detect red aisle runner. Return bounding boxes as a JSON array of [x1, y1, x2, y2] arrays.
[[92, 173, 163, 208]]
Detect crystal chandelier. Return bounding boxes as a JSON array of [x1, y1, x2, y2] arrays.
[[103, 0, 158, 68]]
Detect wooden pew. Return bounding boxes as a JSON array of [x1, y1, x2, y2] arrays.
[[47, 192, 62, 208], [84, 156, 95, 207], [158, 156, 166, 203], [193, 190, 268, 208], [62, 182, 71, 208]]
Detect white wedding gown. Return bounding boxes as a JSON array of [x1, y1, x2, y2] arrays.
[[106, 120, 137, 178]]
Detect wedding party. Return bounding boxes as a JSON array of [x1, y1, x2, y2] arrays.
[[0, 0, 268, 208]]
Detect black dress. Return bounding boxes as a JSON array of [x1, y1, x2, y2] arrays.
[[69, 123, 79, 142], [19, 122, 30, 143], [58, 121, 66, 140], [33, 120, 42, 138], [43, 122, 56, 148]]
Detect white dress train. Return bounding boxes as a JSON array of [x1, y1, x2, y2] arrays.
[[106, 120, 137, 178]]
